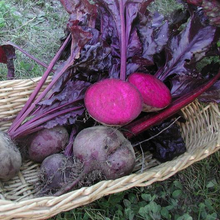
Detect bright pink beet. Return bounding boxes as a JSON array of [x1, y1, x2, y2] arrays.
[[84, 78, 143, 126], [128, 73, 172, 112]]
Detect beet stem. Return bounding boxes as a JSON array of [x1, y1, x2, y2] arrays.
[[6, 41, 50, 70], [119, 0, 127, 81], [11, 106, 83, 139], [20, 98, 83, 128], [10, 61, 75, 138], [64, 126, 77, 157], [8, 34, 71, 135]]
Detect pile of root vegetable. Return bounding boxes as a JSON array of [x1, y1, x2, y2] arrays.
[[0, 0, 220, 196]]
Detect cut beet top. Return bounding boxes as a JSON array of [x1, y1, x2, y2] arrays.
[[84, 78, 143, 126], [128, 73, 172, 112]]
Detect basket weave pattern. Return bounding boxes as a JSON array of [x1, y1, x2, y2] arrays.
[[0, 78, 220, 220]]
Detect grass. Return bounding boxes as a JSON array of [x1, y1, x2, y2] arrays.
[[0, 0, 68, 79], [0, 0, 220, 219]]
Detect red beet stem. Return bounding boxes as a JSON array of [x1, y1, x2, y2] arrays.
[[6, 42, 49, 70], [119, 0, 126, 81], [8, 34, 71, 135]]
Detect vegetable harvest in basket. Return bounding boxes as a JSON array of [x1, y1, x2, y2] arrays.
[[0, 0, 220, 195]]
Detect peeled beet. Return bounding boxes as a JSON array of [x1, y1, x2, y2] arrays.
[[84, 78, 143, 126], [128, 73, 172, 112], [28, 126, 69, 162]]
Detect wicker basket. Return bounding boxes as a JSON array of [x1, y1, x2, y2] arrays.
[[0, 77, 220, 220]]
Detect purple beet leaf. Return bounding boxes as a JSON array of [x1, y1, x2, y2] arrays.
[[155, 14, 216, 82], [138, 12, 169, 64], [199, 80, 220, 103]]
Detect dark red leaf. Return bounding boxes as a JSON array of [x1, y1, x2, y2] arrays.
[[0, 45, 15, 63], [0, 46, 7, 63], [198, 62, 220, 103], [186, 0, 202, 6]]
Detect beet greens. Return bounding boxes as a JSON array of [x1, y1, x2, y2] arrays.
[[0, 0, 219, 157]]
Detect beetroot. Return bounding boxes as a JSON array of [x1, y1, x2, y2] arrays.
[[0, 131, 22, 181], [54, 126, 136, 195], [39, 154, 72, 191], [73, 126, 136, 178], [28, 126, 69, 162], [128, 73, 172, 112], [84, 78, 143, 126]]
